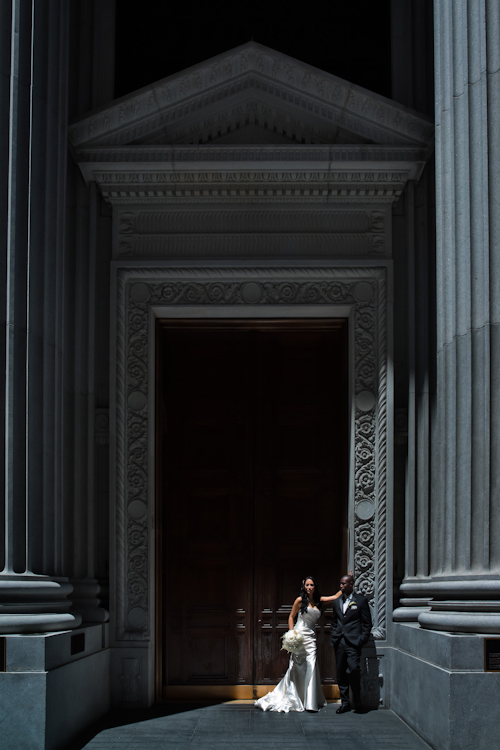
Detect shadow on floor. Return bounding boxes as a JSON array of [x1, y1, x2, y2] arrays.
[[65, 702, 219, 749], [66, 701, 431, 750]]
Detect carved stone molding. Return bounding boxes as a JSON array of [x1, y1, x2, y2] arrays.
[[136, 99, 350, 147], [113, 266, 390, 647], [91, 168, 411, 206], [76, 145, 428, 209], [69, 43, 433, 150]]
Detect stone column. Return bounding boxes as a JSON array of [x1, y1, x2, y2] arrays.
[[64, 0, 114, 624], [399, 0, 500, 632], [0, 0, 81, 633], [390, 0, 434, 116], [392, 165, 436, 624]]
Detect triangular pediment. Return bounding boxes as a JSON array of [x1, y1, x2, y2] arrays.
[[69, 43, 433, 149]]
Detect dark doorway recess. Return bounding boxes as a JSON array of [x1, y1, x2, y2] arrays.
[[156, 320, 349, 699]]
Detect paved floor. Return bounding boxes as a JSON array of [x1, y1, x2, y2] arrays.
[[67, 702, 432, 750]]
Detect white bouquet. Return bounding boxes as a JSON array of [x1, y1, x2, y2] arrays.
[[281, 629, 305, 654]]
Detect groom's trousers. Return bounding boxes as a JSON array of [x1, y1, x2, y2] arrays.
[[334, 636, 361, 706]]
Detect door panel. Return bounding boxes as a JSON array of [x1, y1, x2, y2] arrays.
[[253, 328, 347, 685], [157, 321, 348, 692], [159, 328, 253, 686]]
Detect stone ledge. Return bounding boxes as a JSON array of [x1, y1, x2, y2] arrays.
[[0, 647, 110, 750], [4, 623, 109, 672], [391, 632, 500, 750], [393, 622, 489, 672]]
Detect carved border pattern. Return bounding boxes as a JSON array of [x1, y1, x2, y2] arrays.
[[374, 284, 388, 639], [114, 267, 388, 642]]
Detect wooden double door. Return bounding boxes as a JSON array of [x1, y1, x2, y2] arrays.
[[156, 320, 348, 697]]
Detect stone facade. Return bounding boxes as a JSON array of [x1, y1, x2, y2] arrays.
[[0, 2, 499, 750]]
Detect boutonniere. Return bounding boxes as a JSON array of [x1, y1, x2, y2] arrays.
[[347, 600, 358, 610]]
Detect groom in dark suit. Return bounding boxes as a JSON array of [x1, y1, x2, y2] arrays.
[[330, 574, 372, 713]]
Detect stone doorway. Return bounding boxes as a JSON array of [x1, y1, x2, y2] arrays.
[[156, 320, 348, 698], [110, 264, 390, 706]]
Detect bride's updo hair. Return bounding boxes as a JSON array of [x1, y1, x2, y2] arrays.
[[300, 576, 323, 614]]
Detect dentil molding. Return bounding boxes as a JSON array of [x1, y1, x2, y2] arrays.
[[76, 144, 426, 206]]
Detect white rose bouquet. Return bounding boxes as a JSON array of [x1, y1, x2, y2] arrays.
[[281, 629, 305, 654]]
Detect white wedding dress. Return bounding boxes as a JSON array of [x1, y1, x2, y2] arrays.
[[254, 606, 327, 712]]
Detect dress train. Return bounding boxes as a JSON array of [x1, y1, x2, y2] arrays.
[[254, 607, 326, 712]]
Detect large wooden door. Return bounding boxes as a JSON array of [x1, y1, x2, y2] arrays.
[[157, 321, 348, 698]]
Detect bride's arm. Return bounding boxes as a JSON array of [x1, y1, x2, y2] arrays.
[[288, 597, 301, 630], [320, 570, 354, 602], [320, 592, 342, 602]]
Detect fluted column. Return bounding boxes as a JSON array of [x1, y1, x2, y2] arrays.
[[65, 0, 114, 624], [393, 165, 436, 624], [0, 0, 80, 633], [399, 0, 500, 632]]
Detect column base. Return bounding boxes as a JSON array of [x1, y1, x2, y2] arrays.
[[418, 601, 500, 633], [399, 577, 500, 633], [69, 579, 109, 624], [393, 597, 432, 622], [392, 622, 500, 750], [0, 574, 81, 633], [0, 613, 82, 633]]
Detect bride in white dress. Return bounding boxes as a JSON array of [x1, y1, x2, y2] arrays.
[[255, 576, 342, 713]]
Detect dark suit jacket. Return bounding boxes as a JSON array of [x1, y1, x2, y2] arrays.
[[330, 592, 372, 648]]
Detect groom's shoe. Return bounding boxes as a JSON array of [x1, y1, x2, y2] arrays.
[[336, 703, 351, 714], [352, 692, 365, 713]]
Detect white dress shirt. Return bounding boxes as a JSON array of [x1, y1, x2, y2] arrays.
[[342, 593, 353, 614]]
